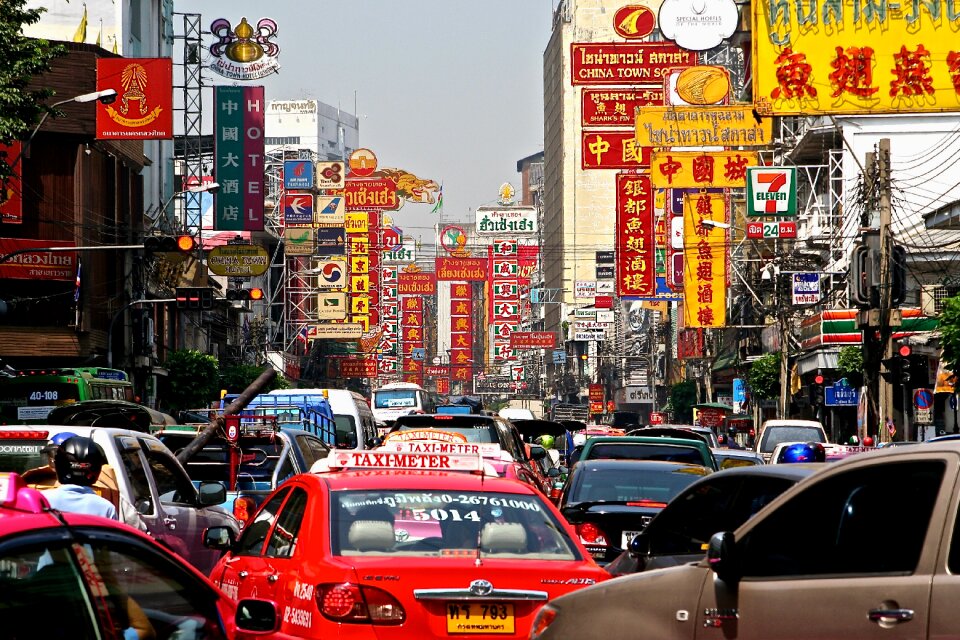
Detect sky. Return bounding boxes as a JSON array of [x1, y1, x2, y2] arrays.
[[176, 0, 556, 247]]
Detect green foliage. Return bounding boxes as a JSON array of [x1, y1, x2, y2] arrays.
[[940, 295, 960, 375], [747, 353, 781, 400], [836, 345, 865, 386], [219, 364, 289, 395], [165, 350, 220, 411], [0, 0, 64, 182], [669, 381, 697, 423]]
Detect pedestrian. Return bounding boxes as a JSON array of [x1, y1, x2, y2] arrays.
[[44, 436, 117, 520]]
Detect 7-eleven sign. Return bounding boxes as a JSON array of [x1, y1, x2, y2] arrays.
[[511, 365, 525, 382], [493, 239, 518, 256], [746, 167, 797, 216]]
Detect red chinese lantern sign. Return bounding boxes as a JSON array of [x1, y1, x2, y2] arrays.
[[616, 174, 656, 297]]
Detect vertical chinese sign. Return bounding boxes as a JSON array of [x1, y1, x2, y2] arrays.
[[214, 86, 264, 231], [451, 282, 474, 387], [378, 265, 400, 379], [345, 212, 371, 333], [682, 193, 727, 328], [615, 174, 656, 297], [401, 296, 424, 385], [490, 239, 520, 363]]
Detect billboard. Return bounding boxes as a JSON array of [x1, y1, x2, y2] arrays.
[[213, 86, 265, 231], [475, 207, 537, 234], [0, 238, 75, 281], [634, 105, 773, 147], [616, 174, 656, 297], [570, 43, 695, 85], [96, 58, 173, 139], [682, 192, 727, 328], [650, 151, 758, 189]]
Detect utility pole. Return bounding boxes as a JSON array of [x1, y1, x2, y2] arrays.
[[877, 138, 896, 443]]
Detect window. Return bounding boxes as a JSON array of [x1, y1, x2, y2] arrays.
[[236, 487, 291, 556], [143, 448, 196, 505], [739, 461, 944, 578], [333, 415, 358, 448], [266, 487, 309, 558], [117, 443, 153, 515], [301, 436, 330, 467]]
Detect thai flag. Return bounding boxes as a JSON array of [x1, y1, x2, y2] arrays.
[[297, 325, 309, 345], [73, 262, 82, 303]]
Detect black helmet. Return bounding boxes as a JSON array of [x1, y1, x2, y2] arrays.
[[54, 436, 106, 486]]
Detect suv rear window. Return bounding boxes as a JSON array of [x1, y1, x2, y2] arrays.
[[585, 443, 707, 466], [759, 426, 826, 453]]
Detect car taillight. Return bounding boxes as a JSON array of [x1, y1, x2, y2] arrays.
[[626, 499, 668, 508], [0, 431, 49, 440], [233, 497, 256, 528], [549, 487, 562, 500], [317, 583, 405, 625], [530, 604, 557, 639], [576, 522, 607, 546]]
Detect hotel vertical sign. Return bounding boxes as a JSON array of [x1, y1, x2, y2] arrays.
[[214, 86, 265, 231]]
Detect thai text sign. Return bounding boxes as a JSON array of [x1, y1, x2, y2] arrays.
[[436, 257, 487, 281], [475, 207, 537, 234], [383, 240, 416, 263], [207, 244, 269, 277], [214, 86, 265, 231], [634, 105, 773, 147], [344, 178, 398, 211], [746, 220, 798, 238], [511, 332, 557, 349], [309, 323, 364, 339], [341, 358, 377, 378], [570, 42, 695, 85], [616, 174, 656, 297], [753, 1, 960, 115], [582, 88, 665, 127], [683, 192, 727, 328], [96, 58, 173, 139], [582, 131, 651, 169], [0, 238, 76, 281], [398, 272, 437, 295], [747, 167, 797, 216], [650, 151, 758, 188], [792, 273, 820, 305]]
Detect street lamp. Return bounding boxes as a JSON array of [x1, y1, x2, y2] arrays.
[[9, 89, 118, 169], [148, 181, 220, 232]]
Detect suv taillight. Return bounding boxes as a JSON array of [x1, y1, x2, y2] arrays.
[[576, 522, 607, 546], [233, 496, 256, 528], [317, 583, 405, 624]]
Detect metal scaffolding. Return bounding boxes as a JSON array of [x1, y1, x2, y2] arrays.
[[174, 13, 204, 231]]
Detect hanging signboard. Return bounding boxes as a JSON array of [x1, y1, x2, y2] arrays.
[[616, 174, 656, 298], [316, 162, 345, 190], [746, 167, 798, 216], [207, 244, 269, 277], [581, 131, 651, 170], [96, 58, 173, 139], [825, 380, 859, 406], [436, 257, 488, 281], [475, 207, 537, 235], [282, 193, 313, 226], [511, 332, 557, 349], [283, 228, 313, 255], [650, 151, 758, 189], [283, 159, 313, 190], [635, 105, 774, 148], [208, 17, 280, 80], [214, 86, 265, 231], [746, 220, 798, 238], [570, 42, 696, 85], [682, 192, 727, 328], [792, 273, 821, 305], [581, 88, 664, 127], [314, 196, 345, 226], [398, 272, 437, 295], [309, 323, 364, 339], [344, 178, 398, 211]]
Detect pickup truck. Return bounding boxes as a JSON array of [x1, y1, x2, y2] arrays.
[[532, 440, 960, 639], [0, 425, 240, 575]]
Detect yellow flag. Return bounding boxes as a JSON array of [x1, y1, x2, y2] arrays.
[[95, 20, 102, 47], [112, 38, 118, 55], [790, 364, 802, 395], [73, 4, 87, 43]]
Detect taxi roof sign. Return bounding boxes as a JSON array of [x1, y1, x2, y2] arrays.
[[0, 472, 49, 513], [313, 450, 495, 475], [382, 441, 503, 458]]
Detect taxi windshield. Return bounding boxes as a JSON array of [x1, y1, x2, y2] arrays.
[[331, 490, 579, 560]]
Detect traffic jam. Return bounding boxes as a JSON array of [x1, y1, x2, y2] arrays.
[[2, 407, 959, 638]]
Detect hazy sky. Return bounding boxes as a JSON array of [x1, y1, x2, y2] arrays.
[[177, 0, 556, 246]]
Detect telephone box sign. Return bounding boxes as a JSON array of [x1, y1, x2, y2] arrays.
[[95, 58, 173, 139], [208, 17, 280, 81], [747, 167, 797, 216], [214, 85, 265, 231], [581, 89, 665, 127], [581, 131, 652, 170], [570, 43, 695, 85]]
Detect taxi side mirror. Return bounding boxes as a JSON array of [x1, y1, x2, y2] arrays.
[[366, 436, 383, 448], [547, 467, 561, 478], [706, 531, 741, 584], [236, 599, 280, 633], [203, 525, 236, 551]]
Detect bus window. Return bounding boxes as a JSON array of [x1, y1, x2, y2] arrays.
[[0, 368, 133, 425]]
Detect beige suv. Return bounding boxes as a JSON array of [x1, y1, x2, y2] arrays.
[[532, 441, 960, 639]]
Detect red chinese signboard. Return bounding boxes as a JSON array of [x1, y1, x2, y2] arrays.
[[397, 272, 436, 295], [344, 178, 399, 211], [0, 238, 76, 281], [594, 296, 614, 309], [0, 142, 22, 224], [510, 332, 557, 349], [581, 131, 651, 170], [96, 58, 173, 139], [570, 43, 695, 85], [581, 88, 664, 127], [436, 378, 450, 394], [436, 257, 487, 281], [451, 298, 471, 317], [341, 359, 377, 378], [401, 296, 424, 312], [677, 328, 705, 359], [615, 174, 655, 297], [589, 384, 605, 403], [451, 282, 471, 299], [590, 401, 605, 415]]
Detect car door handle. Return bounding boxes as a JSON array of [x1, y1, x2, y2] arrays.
[[868, 608, 914, 623], [163, 517, 177, 530]]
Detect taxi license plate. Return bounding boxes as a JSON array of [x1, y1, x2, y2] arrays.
[[446, 603, 515, 634], [621, 530, 642, 549]]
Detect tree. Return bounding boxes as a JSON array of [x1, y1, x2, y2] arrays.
[[0, 0, 64, 182], [940, 294, 960, 375], [219, 363, 289, 395], [836, 345, 865, 387], [164, 350, 220, 411], [669, 381, 697, 423], [747, 353, 780, 400]]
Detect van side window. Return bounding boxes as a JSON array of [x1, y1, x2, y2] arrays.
[[739, 460, 944, 578]]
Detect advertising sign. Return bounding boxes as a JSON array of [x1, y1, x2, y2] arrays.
[[475, 377, 516, 394], [436, 257, 488, 281], [384, 240, 416, 263], [282, 193, 313, 226], [0, 142, 22, 224], [616, 174, 656, 298], [344, 178, 398, 211], [665, 66, 732, 106], [316, 162, 345, 190], [792, 273, 820, 305], [570, 42, 695, 85], [315, 227, 346, 255], [96, 58, 173, 139], [746, 220, 798, 239], [314, 260, 346, 289], [650, 151, 758, 189], [581, 131, 651, 170], [574, 281, 597, 298], [309, 323, 364, 339], [581, 88, 664, 127], [283, 228, 314, 255], [214, 86, 265, 231], [612, 4, 657, 38], [635, 105, 773, 147], [316, 293, 347, 320], [747, 167, 798, 216], [0, 238, 75, 281], [475, 207, 537, 234], [660, 0, 739, 51], [314, 196, 345, 226], [596, 281, 614, 294], [207, 244, 269, 277], [398, 272, 437, 295], [683, 192, 727, 328], [511, 332, 557, 349], [589, 384, 605, 403], [753, 1, 960, 115], [208, 16, 280, 80], [283, 160, 313, 190], [596, 250, 615, 264], [596, 264, 615, 280], [341, 358, 377, 378]]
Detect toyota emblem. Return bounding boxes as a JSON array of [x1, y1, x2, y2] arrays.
[[468, 579, 494, 596]]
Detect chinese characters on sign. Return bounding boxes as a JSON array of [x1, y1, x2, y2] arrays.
[[682, 193, 727, 328], [214, 86, 265, 231], [582, 131, 652, 169], [616, 174, 656, 297], [650, 151, 758, 188], [581, 88, 665, 127]]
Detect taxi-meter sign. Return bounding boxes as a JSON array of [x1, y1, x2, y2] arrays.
[[746, 167, 797, 217], [326, 451, 487, 473], [382, 441, 503, 458]]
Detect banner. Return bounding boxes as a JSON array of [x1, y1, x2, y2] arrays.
[[616, 174, 656, 297], [682, 192, 727, 328], [214, 86, 265, 231], [96, 58, 173, 139], [650, 151, 758, 189], [635, 105, 773, 148]]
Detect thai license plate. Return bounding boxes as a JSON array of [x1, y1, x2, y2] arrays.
[[621, 530, 643, 549], [446, 602, 515, 634]]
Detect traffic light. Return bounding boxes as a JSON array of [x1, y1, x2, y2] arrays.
[[144, 234, 197, 254], [891, 245, 907, 307], [811, 371, 825, 405], [849, 244, 874, 308], [880, 353, 903, 383], [175, 286, 214, 310], [898, 345, 912, 383], [225, 288, 264, 301]]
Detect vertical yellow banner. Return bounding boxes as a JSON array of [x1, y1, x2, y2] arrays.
[[683, 193, 727, 328]]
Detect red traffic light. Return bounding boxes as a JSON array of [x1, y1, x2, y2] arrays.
[[176, 235, 196, 252], [898, 345, 912, 357], [814, 374, 824, 385]]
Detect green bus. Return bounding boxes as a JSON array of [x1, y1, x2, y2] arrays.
[[0, 367, 134, 425]]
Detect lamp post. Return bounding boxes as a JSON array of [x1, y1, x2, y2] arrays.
[[149, 181, 220, 233]]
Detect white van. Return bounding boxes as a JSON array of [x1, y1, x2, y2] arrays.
[[371, 382, 434, 427], [269, 388, 377, 449]]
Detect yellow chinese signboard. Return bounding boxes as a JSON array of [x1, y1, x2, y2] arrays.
[[683, 193, 727, 328], [635, 106, 773, 147], [650, 151, 758, 189], [345, 212, 368, 234], [754, 1, 960, 115]]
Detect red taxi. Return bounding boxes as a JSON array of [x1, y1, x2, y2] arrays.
[[204, 449, 610, 638], [0, 471, 280, 639]]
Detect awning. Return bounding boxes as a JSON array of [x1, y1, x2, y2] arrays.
[[712, 350, 739, 372], [797, 349, 840, 375]]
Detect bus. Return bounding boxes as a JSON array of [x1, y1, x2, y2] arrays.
[[371, 382, 436, 427], [0, 367, 134, 425]]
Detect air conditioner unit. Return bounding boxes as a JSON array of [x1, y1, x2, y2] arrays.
[[921, 284, 946, 316]]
